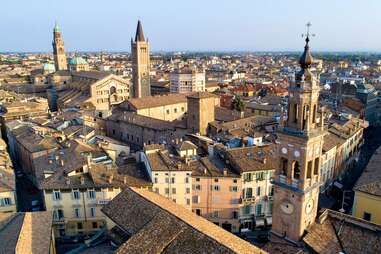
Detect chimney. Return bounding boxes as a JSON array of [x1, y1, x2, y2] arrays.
[[65, 178, 70, 185], [262, 158, 267, 164], [87, 156, 92, 169], [108, 174, 114, 184], [203, 168, 207, 175], [60, 159, 64, 167], [123, 176, 127, 184], [223, 168, 228, 176], [80, 176, 85, 185]]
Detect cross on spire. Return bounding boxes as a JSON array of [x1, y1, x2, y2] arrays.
[[302, 22, 315, 44]]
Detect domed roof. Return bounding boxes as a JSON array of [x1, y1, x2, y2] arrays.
[[43, 63, 55, 72], [68, 56, 88, 65], [54, 22, 60, 33], [299, 37, 313, 69]]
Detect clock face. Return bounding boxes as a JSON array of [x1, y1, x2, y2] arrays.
[[281, 147, 288, 154], [294, 150, 300, 158], [281, 201, 294, 215], [305, 199, 314, 215]]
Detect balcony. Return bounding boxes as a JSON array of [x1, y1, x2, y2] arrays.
[[242, 197, 256, 204], [279, 175, 286, 184], [292, 179, 299, 188], [53, 217, 65, 224], [97, 198, 111, 205]]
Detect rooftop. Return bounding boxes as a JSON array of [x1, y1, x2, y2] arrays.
[[102, 187, 266, 254]]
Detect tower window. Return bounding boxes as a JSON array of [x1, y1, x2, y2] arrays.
[[312, 105, 317, 123], [292, 161, 300, 179], [280, 157, 288, 176], [307, 160, 312, 179], [314, 158, 319, 175], [293, 104, 298, 123]]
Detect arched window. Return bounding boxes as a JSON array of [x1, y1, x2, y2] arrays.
[[110, 86, 117, 95], [312, 104, 317, 123], [292, 161, 300, 179], [307, 160, 312, 179], [293, 104, 298, 123]]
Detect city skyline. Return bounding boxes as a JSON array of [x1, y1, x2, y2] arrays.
[[2, 0, 381, 52]]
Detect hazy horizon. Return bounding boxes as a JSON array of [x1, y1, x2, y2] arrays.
[[2, 0, 381, 52]]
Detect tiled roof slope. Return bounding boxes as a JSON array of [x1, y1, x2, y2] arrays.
[[102, 187, 266, 254]]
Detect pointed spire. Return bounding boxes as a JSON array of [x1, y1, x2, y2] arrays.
[[54, 21, 60, 33], [299, 22, 314, 69], [135, 20, 145, 42]]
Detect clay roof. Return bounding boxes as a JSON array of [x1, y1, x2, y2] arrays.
[[0, 212, 53, 254], [303, 209, 381, 254], [102, 187, 266, 254], [354, 145, 381, 196], [121, 93, 187, 110], [224, 144, 277, 173]]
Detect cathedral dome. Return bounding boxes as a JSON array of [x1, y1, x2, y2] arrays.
[[43, 63, 55, 73], [68, 56, 88, 66]]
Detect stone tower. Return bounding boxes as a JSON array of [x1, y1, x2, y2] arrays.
[[272, 31, 325, 242], [187, 92, 219, 136], [52, 22, 68, 71], [131, 20, 150, 98]]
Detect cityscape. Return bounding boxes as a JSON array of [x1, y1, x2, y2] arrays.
[[0, 1, 381, 254]]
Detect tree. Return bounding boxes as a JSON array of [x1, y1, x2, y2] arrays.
[[233, 96, 245, 112]]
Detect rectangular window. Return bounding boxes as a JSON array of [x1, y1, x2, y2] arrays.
[[256, 204, 262, 216], [171, 177, 175, 184], [165, 188, 169, 194], [363, 212, 372, 221], [92, 222, 98, 229], [154, 177, 158, 183], [195, 184, 201, 191], [73, 190, 80, 200], [185, 177, 189, 184], [307, 160, 313, 178], [90, 207, 96, 217], [192, 195, 200, 204], [256, 187, 261, 196], [245, 187, 253, 198], [77, 222, 83, 230], [213, 185, 220, 191], [74, 208, 80, 218], [165, 178, 169, 183], [314, 157, 319, 175], [186, 198, 190, 205], [172, 188, 176, 194], [230, 186, 238, 192], [2, 198, 11, 206], [88, 190, 96, 199], [186, 188, 190, 194], [53, 191, 61, 201]]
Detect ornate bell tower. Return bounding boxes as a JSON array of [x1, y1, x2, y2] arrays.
[[131, 20, 151, 98], [52, 22, 68, 71], [272, 23, 325, 242]]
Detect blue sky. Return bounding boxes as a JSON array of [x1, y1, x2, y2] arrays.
[[1, 0, 381, 52]]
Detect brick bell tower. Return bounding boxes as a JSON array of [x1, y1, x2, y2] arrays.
[[52, 22, 68, 71], [272, 23, 326, 242], [131, 20, 151, 98]]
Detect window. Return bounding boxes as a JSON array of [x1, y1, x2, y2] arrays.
[[232, 211, 238, 219], [92, 222, 98, 229], [293, 161, 300, 179], [186, 198, 190, 205], [185, 177, 189, 183], [280, 157, 288, 176], [53, 209, 64, 220], [269, 186, 274, 196], [213, 185, 220, 191], [74, 208, 80, 218], [269, 202, 273, 214], [195, 178, 200, 182], [363, 212, 372, 221], [307, 160, 312, 179], [230, 186, 238, 192], [192, 195, 200, 204], [256, 204, 262, 216], [172, 188, 176, 194], [256, 172, 264, 181], [244, 173, 253, 182], [195, 209, 201, 216], [88, 190, 96, 199], [186, 188, 190, 194], [212, 211, 219, 218], [2, 198, 11, 206], [165, 188, 169, 194], [195, 184, 201, 191], [245, 187, 253, 198], [174, 108, 177, 113], [165, 177, 169, 183], [314, 158, 319, 175], [214, 178, 219, 182], [90, 207, 96, 217], [154, 177, 158, 183], [77, 222, 83, 230], [53, 191, 61, 201], [166, 109, 170, 114], [256, 187, 261, 196], [233, 179, 237, 183], [171, 177, 175, 184], [73, 190, 80, 200]]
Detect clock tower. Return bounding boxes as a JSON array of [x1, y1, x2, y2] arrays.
[[52, 22, 68, 71], [272, 24, 325, 242], [131, 20, 151, 98]]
